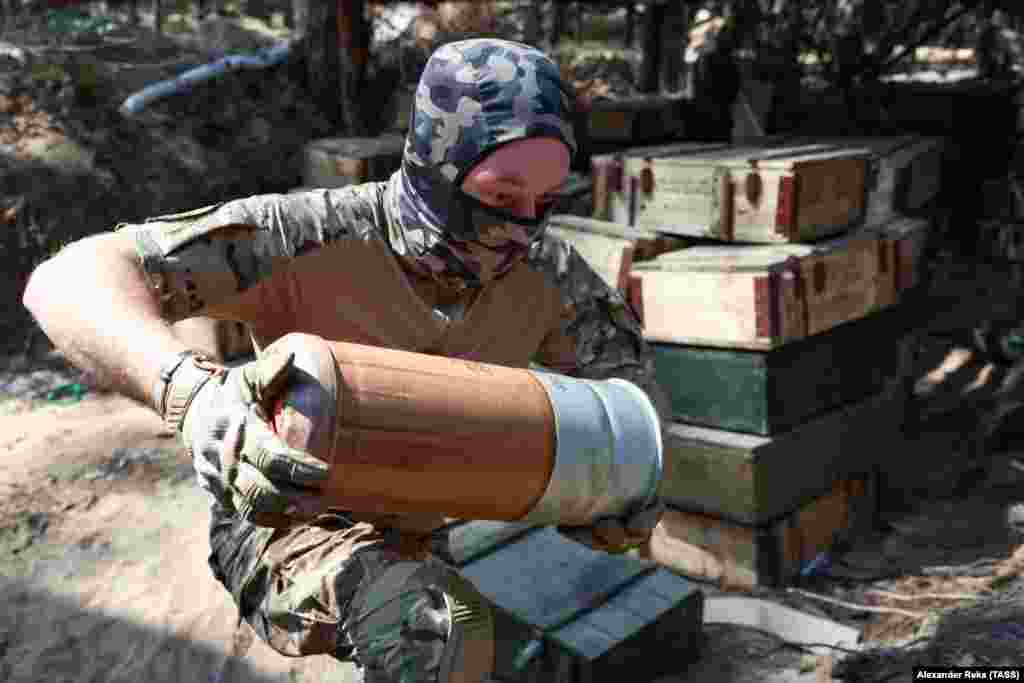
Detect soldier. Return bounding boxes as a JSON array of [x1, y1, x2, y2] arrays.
[[24, 39, 667, 682]]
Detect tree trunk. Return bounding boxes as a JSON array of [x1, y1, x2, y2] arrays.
[[625, 2, 635, 48], [290, 0, 308, 32], [524, 0, 543, 45], [153, 0, 163, 35], [660, 0, 689, 94], [304, 0, 343, 130], [336, 0, 371, 135], [552, 1, 566, 48], [639, 0, 666, 93]]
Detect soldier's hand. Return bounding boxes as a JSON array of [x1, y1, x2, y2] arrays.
[[557, 499, 665, 555], [166, 350, 332, 527]]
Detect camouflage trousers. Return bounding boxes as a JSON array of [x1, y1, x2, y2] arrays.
[[207, 505, 469, 682]]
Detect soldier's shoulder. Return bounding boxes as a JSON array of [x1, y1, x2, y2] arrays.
[[527, 230, 598, 287], [123, 182, 391, 257]]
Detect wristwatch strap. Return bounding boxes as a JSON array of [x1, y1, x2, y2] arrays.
[[153, 349, 222, 434]]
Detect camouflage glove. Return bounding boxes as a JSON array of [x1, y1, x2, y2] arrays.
[[155, 349, 331, 527], [557, 499, 665, 555]]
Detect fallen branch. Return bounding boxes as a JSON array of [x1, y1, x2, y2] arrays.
[[787, 588, 926, 619], [865, 589, 981, 603]]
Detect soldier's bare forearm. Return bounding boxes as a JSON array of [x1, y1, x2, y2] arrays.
[[22, 233, 188, 411]]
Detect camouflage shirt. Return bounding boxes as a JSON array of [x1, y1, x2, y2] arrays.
[[119, 181, 668, 412]]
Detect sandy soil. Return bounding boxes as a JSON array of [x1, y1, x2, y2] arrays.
[[0, 395, 361, 683]]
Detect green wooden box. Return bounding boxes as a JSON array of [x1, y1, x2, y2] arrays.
[[447, 522, 704, 683], [650, 305, 916, 435], [657, 381, 906, 525], [646, 474, 879, 589]]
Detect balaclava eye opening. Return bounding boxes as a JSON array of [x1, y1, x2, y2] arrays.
[[385, 38, 577, 289]]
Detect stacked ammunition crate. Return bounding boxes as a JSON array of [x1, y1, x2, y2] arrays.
[[553, 136, 945, 588]]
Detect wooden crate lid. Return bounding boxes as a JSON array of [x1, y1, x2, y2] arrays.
[[785, 135, 920, 157], [665, 420, 772, 451], [547, 569, 690, 660], [618, 141, 732, 161], [752, 146, 872, 169], [633, 244, 811, 273], [450, 520, 704, 659], [548, 214, 659, 241], [632, 226, 880, 274], [622, 143, 869, 170]]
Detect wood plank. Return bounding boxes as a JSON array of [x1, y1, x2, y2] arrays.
[[458, 527, 652, 631], [658, 383, 905, 524], [623, 143, 870, 243], [547, 215, 661, 293], [591, 142, 732, 223], [651, 305, 915, 435], [645, 476, 876, 589], [631, 225, 895, 349]]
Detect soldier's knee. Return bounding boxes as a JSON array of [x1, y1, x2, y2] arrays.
[[347, 561, 494, 683], [344, 559, 450, 679]]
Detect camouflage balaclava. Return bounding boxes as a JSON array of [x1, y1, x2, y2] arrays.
[[385, 39, 577, 289]]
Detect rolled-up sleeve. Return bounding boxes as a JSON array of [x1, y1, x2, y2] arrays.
[[114, 187, 382, 323]]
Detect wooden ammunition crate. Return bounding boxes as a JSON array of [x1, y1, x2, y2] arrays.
[[789, 136, 945, 227], [622, 143, 870, 243], [547, 215, 687, 293], [446, 522, 704, 682], [586, 94, 685, 144], [590, 143, 731, 222], [643, 476, 878, 589], [302, 134, 405, 189], [629, 217, 929, 349], [650, 305, 916, 435], [872, 214, 933, 295], [656, 382, 905, 525]]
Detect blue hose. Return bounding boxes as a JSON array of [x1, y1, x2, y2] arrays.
[[118, 41, 293, 117]]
